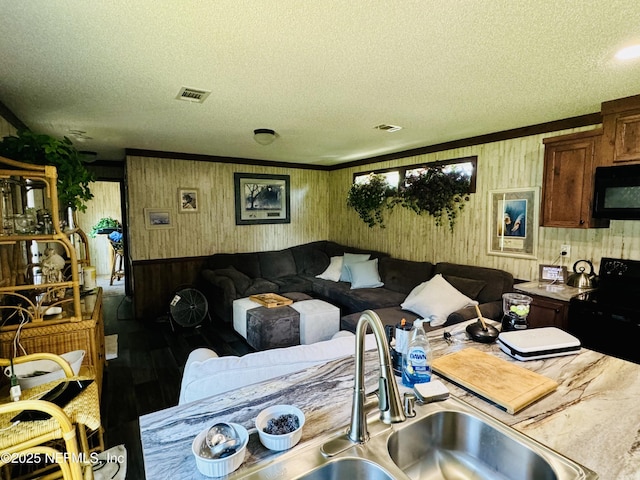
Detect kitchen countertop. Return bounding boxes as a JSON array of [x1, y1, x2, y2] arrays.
[[140, 322, 640, 480], [514, 280, 594, 302]]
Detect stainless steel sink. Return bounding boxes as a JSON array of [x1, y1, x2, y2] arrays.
[[296, 458, 395, 480], [388, 410, 561, 479], [233, 396, 598, 480]]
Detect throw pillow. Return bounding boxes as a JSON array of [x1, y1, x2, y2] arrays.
[[400, 274, 478, 327], [348, 258, 384, 289], [316, 256, 344, 282], [339, 253, 371, 282]]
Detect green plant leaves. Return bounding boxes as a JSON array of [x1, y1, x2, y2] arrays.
[[346, 174, 398, 228], [346, 168, 471, 231], [0, 130, 95, 212]]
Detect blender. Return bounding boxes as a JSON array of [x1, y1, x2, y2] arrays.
[[501, 293, 533, 331]]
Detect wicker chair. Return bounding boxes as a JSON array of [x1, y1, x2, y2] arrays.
[[0, 353, 96, 480]]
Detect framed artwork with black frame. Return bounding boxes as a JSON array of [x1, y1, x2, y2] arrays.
[[234, 173, 291, 225], [487, 187, 539, 259]]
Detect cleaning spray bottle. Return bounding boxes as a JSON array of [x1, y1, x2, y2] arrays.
[[402, 319, 432, 387]]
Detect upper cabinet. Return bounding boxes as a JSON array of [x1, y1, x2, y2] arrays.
[[541, 128, 609, 229], [601, 94, 640, 165]]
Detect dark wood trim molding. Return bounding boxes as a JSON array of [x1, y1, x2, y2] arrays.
[[330, 112, 602, 171], [125, 148, 331, 171], [127, 112, 601, 172], [0, 99, 29, 131]]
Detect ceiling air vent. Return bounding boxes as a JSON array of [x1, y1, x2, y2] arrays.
[[176, 87, 211, 103], [374, 124, 402, 132]]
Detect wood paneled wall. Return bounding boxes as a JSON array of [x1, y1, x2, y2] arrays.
[[123, 125, 640, 319], [76, 181, 122, 275], [126, 156, 330, 260], [327, 125, 640, 280]]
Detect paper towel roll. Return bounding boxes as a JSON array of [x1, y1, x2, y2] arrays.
[[83, 266, 96, 290]]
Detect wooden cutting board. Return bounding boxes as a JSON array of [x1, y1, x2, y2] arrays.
[[432, 347, 558, 414]]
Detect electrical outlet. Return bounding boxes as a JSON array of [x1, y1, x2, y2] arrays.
[[561, 244, 571, 257]]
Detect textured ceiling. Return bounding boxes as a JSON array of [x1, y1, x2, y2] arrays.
[[0, 1, 639, 165]]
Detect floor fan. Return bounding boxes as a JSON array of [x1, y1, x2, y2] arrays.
[[168, 286, 209, 331]]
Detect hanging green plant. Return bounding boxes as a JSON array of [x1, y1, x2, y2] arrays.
[[89, 217, 121, 238], [346, 174, 398, 228], [399, 167, 471, 231], [0, 130, 95, 212]]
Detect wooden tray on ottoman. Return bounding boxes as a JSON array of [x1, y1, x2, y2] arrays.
[[249, 293, 293, 308]]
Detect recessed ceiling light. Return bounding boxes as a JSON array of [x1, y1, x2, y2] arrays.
[[374, 124, 402, 132], [615, 44, 640, 61]]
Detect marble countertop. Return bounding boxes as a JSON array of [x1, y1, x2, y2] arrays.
[[514, 280, 594, 302], [140, 323, 640, 480]]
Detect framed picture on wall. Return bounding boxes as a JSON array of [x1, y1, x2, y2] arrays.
[[487, 187, 539, 259], [234, 173, 291, 225], [178, 188, 199, 213], [144, 208, 175, 230]]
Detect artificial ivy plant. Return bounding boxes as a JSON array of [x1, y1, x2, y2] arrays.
[[346, 174, 398, 228], [0, 130, 95, 212], [346, 167, 471, 231], [399, 166, 471, 231]]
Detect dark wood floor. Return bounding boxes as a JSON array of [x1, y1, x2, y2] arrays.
[[101, 294, 253, 480]]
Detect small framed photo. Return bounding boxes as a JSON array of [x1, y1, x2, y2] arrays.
[[179, 188, 199, 213], [538, 265, 568, 284], [144, 208, 175, 230], [234, 173, 290, 225]]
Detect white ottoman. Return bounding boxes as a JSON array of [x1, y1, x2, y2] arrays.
[[291, 300, 340, 344], [232, 297, 261, 339]]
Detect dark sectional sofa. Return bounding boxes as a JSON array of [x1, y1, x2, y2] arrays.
[[198, 240, 514, 334]]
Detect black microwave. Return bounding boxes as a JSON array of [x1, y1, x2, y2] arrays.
[[593, 164, 640, 219]]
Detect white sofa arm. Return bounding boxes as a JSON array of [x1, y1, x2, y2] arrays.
[[179, 333, 376, 405]]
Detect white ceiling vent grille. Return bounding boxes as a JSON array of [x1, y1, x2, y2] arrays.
[[176, 87, 211, 103], [374, 124, 402, 132]]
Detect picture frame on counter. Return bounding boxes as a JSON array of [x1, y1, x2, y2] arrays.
[[538, 264, 568, 284], [488, 187, 539, 259], [234, 173, 290, 225]]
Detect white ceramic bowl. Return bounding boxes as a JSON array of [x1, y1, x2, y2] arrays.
[[3, 350, 85, 389], [255, 404, 305, 451], [191, 422, 248, 478]]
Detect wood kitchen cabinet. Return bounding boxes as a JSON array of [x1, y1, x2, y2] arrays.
[[601, 94, 640, 165], [527, 294, 569, 330], [541, 128, 609, 228]]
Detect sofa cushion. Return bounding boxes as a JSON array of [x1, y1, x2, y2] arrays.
[[290, 243, 330, 275], [209, 266, 252, 295], [244, 278, 280, 296], [259, 249, 297, 279], [401, 274, 477, 327], [378, 257, 434, 294], [312, 278, 405, 314], [443, 275, 486, 300], [204, 252, 261, 278], [316, 256, 343, 282], [435, 263, 514, 304], [339, 253, 371, 282], [348, 258, 384, 289], [270, 275, 314, 293]]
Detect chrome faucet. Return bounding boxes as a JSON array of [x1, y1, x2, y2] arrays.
[[348, 310, 406, 443]]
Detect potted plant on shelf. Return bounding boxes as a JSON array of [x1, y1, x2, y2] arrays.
[[89, 217, 121, 238], [346, 174, 399, 228], [399, 166, 471, 231], [0, 130, 95, 213]]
